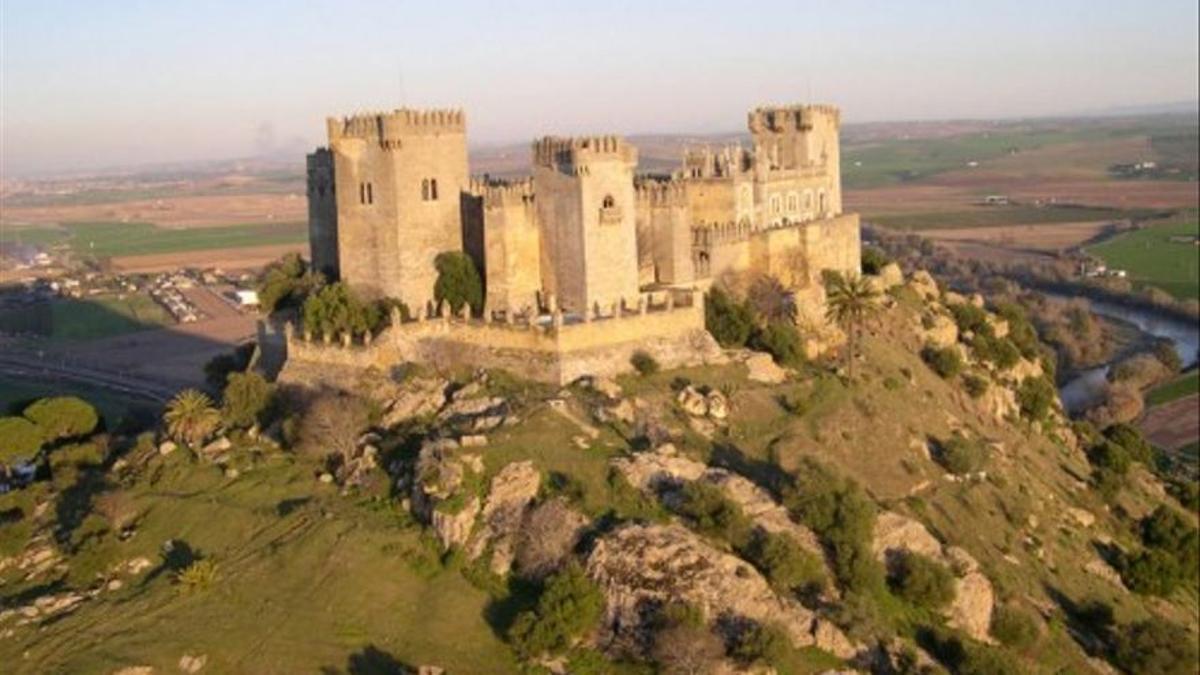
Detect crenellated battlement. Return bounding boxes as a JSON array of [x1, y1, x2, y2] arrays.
[[469, 176, 536, 207], [678, 144, 753, 179], [747, 104, 841, 133], [533, 135, 638, 174], [691, 219, 756, 247], [327, 108, 466, 147], [635, 176, 687, 205]]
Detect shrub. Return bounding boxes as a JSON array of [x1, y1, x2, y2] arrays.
[[861, 245, 892, 275], [1151, 339, 1182, 374], [888, 550, 955, 610], [257, 253, 322, 314], [963, 373, 989, 399], [922, 346, 963, 379], [163, 390, 220, 447], [1089, 440, 1131, 475], [1120, 548, 1182, 596], [949, 302, 991, 337], [302, 282, 382, 339], [705, 286, 756, 347], [1104, 423, 1155, 465], [221, 371, 274, 429], [0, 417, 44, 465], [743, 530, 826, 598], [994, 302, 1040, 359], [936, 434, 987, 475], [970, 334, 1020, 370], [22, 397, 98, 442], [958, 644, 1022, 675], [433, 251, 484, 316], [515, 499, 583, 581], [1140, 505, 1199, 574], [1016, 376, 1056, 423], [671, 481, 752, 549], [509, 562, 604, 658], [728, 621, 791, 667], [630, 350, 659, 376], [651, 604, 724, 675], [784, 459, 881, 593], [750, 321, 804, 367], [990, 605, 1039, 649], [175, 559, 218, 592], [1112, 617, 1199, 675]]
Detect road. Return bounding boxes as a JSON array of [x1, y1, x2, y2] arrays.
[[0, 351, 178, 403]]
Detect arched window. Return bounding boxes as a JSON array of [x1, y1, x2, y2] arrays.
[[602, 194, 615, 209], [770, 195, 781, 215], [430, 179, 439, 201], [421, 179, 429, 201], [787, 192, 798, 213]]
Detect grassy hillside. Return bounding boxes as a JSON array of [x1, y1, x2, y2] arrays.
[[0, 293, 174, 341]]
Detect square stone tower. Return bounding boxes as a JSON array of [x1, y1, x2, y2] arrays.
[[532, 136, 640, 313], [306, 148, 339, 279], [748, 105, 843, 222], [320, 108, 468, 310]]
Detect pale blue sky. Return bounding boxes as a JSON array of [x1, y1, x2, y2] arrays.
[[2, 0, 1197, 175]]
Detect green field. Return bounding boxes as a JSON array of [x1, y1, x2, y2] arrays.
[[870, 205, 1152, 231], [0, 293, 173, 341], [1087, 220, 1200, 299], [0, 220, 306, 258], [1146, 371, 1200, 407], [0, 375, 160, 428]]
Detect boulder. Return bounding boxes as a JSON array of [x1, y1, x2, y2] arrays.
[[878, 262, 904, 289], [158, 441, 177, 456], [676, 386, 709, 417], [612, 448, 708, 492], [470, 461, 541, 574], [382, 377, 448, 427], [438, 395, 509, 432], [1066, 507, 1096, 529], [702, 470, 824, 558], [943, 291, 968, 306], [586, 376, 623, 401], [178, 654, 208, 673], [922, 314, 959, 349], [908, 270, 940, 300], [705, 391, 729, 420], [587, 524, 852, 653], [872, 512, 943, 562], [745, 352, 787, 384], [948, 571, 994, 642], [430, 497, 480, 550]]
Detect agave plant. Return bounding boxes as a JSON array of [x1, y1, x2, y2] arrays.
[[164, 389, 221, 447], [825, 273, 881, 379]]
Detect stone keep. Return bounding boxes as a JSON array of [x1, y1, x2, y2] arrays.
[[532, 136, 640, 313], [315, 109, 468, 310]]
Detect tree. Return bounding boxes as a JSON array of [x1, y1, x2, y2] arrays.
[[258, 253, 322, 314], [509, 561, 604, 658], [295, 388, 369, 463], [164, 390, 221, 447], [1112, 617, 1199, 675], [750, 321, 804, 367], [825, 272, 881, 378], [433, 251, 483, 316], [743, 530, 826, 597], [0, 417, 44, 479], [302, 282, 381, 340], [705, 286, 756, 347], [221, 372, 274, 429], [922, 345, 963, 379], [747, 275, 796, 324], [651, 605, 724, 675], [861, 245, 892, 275], [22, 396, 98, 442], [889, 550, 955, 610], [515, 499, 583, 581], [1016, 376, 1056, 423]]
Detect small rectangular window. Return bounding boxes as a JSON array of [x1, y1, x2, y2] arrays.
[[366, 183, 373, 204]]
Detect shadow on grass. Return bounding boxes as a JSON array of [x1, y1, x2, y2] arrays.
[[482, 576, 541, 642], [709, 441, 794, 498], [320, 644, 415, 674], [139, 539, 202, 587]]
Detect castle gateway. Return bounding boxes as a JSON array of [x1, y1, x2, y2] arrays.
[[295, 104, 861, 384]]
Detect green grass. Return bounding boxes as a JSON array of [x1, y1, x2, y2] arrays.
[[0, 220, 306, 258], [1087, 220, 1200, 300], [1146, 371, 1200, 407], [0, 293, 173, 341], [0, 375, 160, 427], [843, 127, 1136, 189], [871, 205, 1152, 231]]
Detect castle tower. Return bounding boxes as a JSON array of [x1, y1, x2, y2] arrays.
[[322, 108, 468, 309], [532, 136, 640, 313], [306, 148, 339, 279], [748, 105, 843, 219]]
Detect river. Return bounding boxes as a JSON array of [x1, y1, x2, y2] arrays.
[[1057, 297, 1199, 414]]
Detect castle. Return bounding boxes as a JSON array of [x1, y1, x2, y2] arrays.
[[294, 104, 861, 384]]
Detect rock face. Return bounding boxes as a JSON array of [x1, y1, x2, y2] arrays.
[[675, 386, 730, 421], [878, 262, 904, 289], [872, 512, 995, 642], [908, 270, 940, 301], [744, 352, 787, 384], [382, 376, 448, 427], [921, 314, 959, 349], [587, 524, 855, 658], [469, 461, 541, 575]]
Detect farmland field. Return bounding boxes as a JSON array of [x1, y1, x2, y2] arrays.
[[0, 293, 173, 341], [0, 374, 159, 427], [868, 205, 1151, 230], [0, 220, 307, 259], [1087, 219, 1200, 299], [1146, 370, 1200, 407]]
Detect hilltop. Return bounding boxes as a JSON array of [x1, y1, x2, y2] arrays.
[[1, 265, 1197, 675]]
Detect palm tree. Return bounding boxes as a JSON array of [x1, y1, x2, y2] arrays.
[[825, 272, 881, 378], [164, 389, 221, 447]]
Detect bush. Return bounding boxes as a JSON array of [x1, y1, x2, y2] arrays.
[[1140, 505, 1199, 574], [963, 373, 989, 399], [221, 371, 274, 429], [937, 434, 988, 475], [257, 253, 322, 314], [888, 550, 955, 610], [651, 604, 724, 675], [630, 350, 659, 376], [705, 286, 756, 347], [1088, 440, 1131, 475], [990, 606, 1039, 649], [1120, 548, 1183, 596], [1112, 617, 1199, 675], [861, 245, 892, 275], [22, 397, 98, 442], [433, 251, 484, 316], [175, 559, 218, 592], [749, 321, 804, 367], [1016, 376, 1056, 423], [302, 282, 382, 339], [743, 530, 826, 598], [784, 459, 881, 593], [0, 417, 44, 465], [671, 481, 752, 549], [1104, 423, 1155, 465], [949, 302, 991, 337], [922, 346, 963, 379], [728, 621, 791, 667], [509, 562, 604, 657], [970, 334, 1020, 370], [994, 302, 1040, 359], [1151, 339, 1182, 374]]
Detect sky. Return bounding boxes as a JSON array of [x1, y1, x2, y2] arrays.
[[2, 0, 1198, 176]]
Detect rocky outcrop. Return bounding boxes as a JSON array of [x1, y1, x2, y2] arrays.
[[878, 262, 904, 289], [744, 352, 787, 384], [908, 270, 940, 301], [468, 461, 541, 575], [437, 395, 510, 432], [412, 439, 485, 549], [872, 512, 995, 642], [382, 376, 448, 427], [676, 386, 730, 421], [587, 524, 855, 658], [921, 314, 959, 349]]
